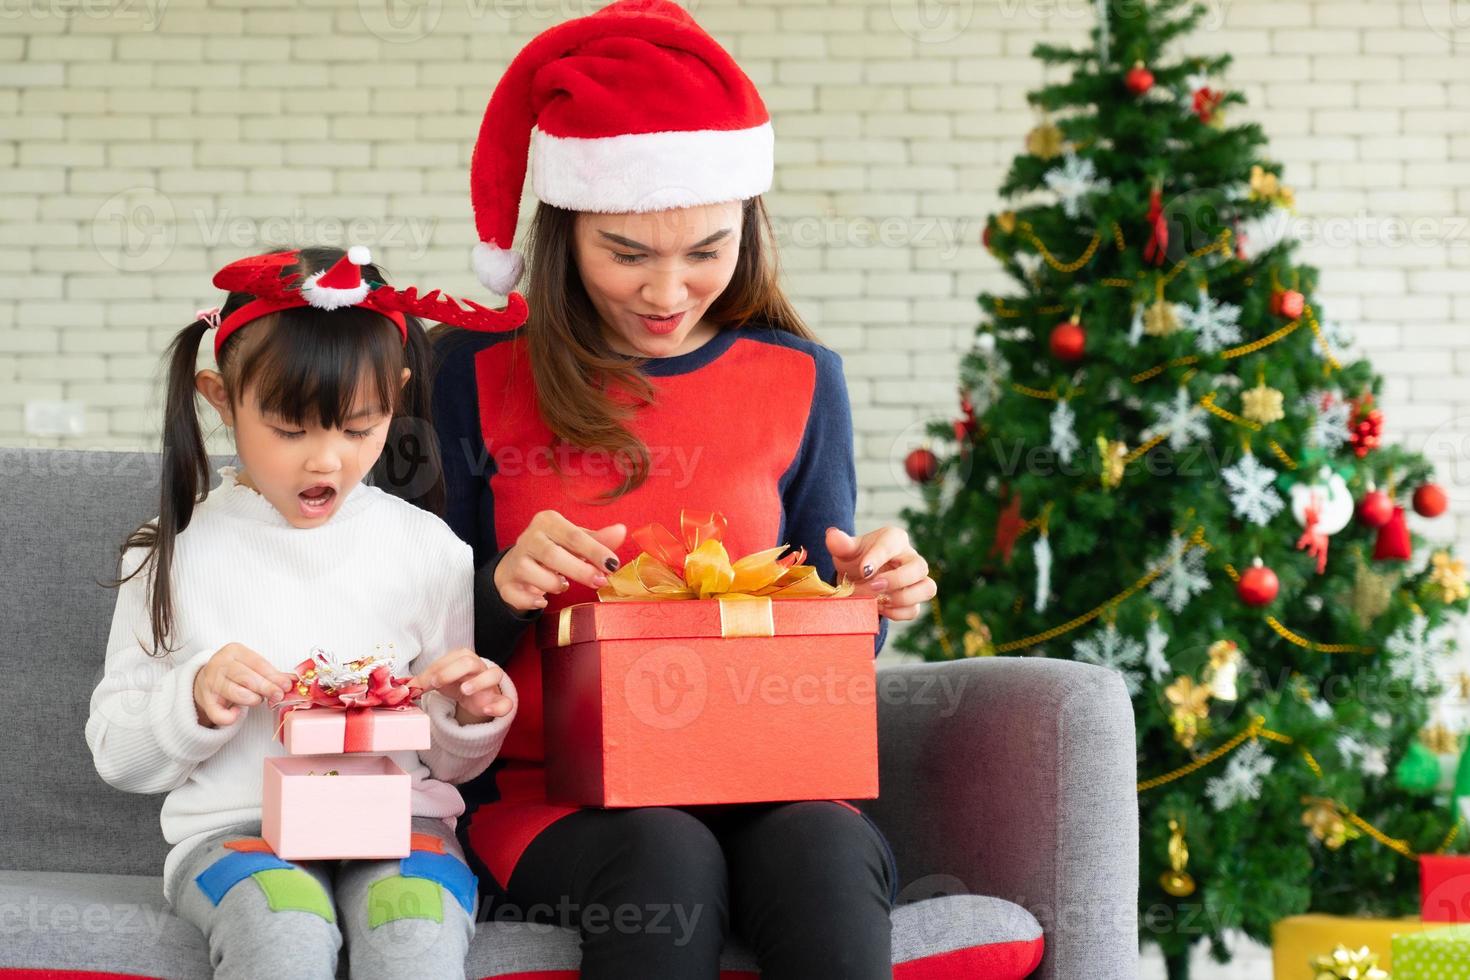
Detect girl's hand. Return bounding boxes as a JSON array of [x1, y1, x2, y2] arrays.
[[825, 526, 938, 622], [411, 648, 515, 725], [193, 642, 296, 729], [494, 510, 627, 613]]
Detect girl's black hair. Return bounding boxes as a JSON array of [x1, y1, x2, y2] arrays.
[[107, 246, 445, 658]]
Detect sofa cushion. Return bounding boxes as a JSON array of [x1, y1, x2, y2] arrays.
[[2, 873, 1042, 980], [0, 449, 198, 878], [0, 871, 208, 979]]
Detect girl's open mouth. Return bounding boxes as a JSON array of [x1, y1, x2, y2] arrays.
[[298, 485, 337, 517]]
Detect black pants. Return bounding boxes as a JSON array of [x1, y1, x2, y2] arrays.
[[485, 801, 898, 980]]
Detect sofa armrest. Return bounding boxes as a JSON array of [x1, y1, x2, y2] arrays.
[[860, 656, 1138, 980]]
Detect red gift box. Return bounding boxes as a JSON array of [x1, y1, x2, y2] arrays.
[[1421, 854, 1470, 922], [536, 595, 880, 808]]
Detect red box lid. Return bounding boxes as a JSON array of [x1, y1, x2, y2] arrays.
[[537, 596, 879, 649]]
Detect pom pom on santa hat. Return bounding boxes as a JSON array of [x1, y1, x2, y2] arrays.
[[301, 246, 373, 310], [467, 0, 774, 295]]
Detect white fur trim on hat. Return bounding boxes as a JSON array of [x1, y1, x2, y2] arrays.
[[300, 271, 370, 310], [472, 241, 525, 295], [530, 122, 774, 213]]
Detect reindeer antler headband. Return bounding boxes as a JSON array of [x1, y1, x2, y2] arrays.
[[204, 246, 528, 357]]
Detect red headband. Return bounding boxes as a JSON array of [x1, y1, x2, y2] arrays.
[[206, 246, 529, 358]]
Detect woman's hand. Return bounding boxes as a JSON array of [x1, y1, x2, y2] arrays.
[[193, 642, 296, 729], [825, 526, 937, 622], [411, 648, 515, 725], [494, 509, 628, 613]]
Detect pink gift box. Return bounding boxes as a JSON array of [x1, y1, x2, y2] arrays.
[[276, 705, 430, 755], [261, 755, 411, 860]]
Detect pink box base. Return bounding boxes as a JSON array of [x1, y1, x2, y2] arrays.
[[261, 755, 411, 860]]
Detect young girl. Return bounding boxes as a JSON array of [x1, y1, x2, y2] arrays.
[[85, 245, 528, 980]]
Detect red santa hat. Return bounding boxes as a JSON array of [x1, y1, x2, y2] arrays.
[[468, 0, 774, 294]]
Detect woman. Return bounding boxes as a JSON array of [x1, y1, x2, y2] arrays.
[[431, 1, 937, 975]]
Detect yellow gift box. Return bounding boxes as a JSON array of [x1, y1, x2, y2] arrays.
[[1271, 914, 1440, 979]]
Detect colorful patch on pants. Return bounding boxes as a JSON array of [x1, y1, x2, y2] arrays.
[[194, 851, 334, 923], [367, 875, 443, 927], [399, 851, 476, 915], [252, 868, 335, 923], [195, 851, 292, 905]]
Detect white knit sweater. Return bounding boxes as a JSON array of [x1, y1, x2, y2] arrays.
[[84, 465, 518, 903]]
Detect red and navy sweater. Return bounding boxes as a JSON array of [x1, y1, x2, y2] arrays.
[[429, 322, 887, 888]]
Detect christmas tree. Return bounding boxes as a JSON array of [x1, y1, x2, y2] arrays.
[[898, 1, 1470, 976]]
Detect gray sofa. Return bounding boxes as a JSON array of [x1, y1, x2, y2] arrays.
[[0, 448, 1139, 979]]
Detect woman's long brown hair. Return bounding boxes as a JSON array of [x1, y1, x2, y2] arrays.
[[108, 247, 442, 658], [430, 195, 819, 499]]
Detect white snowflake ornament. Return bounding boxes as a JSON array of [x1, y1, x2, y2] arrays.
[[1304, 390, 1354, 451], [1072, 622, 1145, 696], [1222, 452, 1285, 526], [1386, 614, 1448, 692], [1149, 532, 1212, 613], [1145, 387, 1211, 452], [1178, 289, 1243, 353], [1205, 740, 1275, 811], [1044, 151, 1112, 219]]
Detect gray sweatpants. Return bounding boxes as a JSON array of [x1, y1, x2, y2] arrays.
[[167, 817, 477, 980]]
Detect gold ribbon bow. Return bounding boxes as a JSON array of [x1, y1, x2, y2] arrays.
[[599, 510, 854, 602], [593, 511, 854, 638]]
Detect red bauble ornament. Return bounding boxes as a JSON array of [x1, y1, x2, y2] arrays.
[[905, 447, 939, 484], [1357, 488, 1394, 529], [1049, 318, 1087, 362], [1125, 62, 1155, 95], [1414, 482, 1449, 518], [1270, 289, 1305, 320], [1237, 559, 1279, 607], [982, 223, 993, 251], [1373, 505, 1412, 561]]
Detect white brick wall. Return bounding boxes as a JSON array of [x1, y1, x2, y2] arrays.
[[1, 7, 1465, 521], [0, 2, 1464, 971]]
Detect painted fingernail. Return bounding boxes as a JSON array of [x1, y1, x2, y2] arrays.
[[605, 557, 620, 572], [862, 564, 875, 579]]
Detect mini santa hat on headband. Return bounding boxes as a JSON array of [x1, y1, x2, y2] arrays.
[[468, 0, 774, 294], [206, 246, 528, 358], [300, 246, 373, 310]]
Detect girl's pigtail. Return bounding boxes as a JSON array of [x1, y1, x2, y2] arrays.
[[371, 315, 446, 517], [106, 316, 214, 657]]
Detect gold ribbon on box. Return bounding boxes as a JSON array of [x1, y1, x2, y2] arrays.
[[555, 510, 855, 643]]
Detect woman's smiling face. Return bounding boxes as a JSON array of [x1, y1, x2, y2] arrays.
[[572, 201, 743, 358]]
